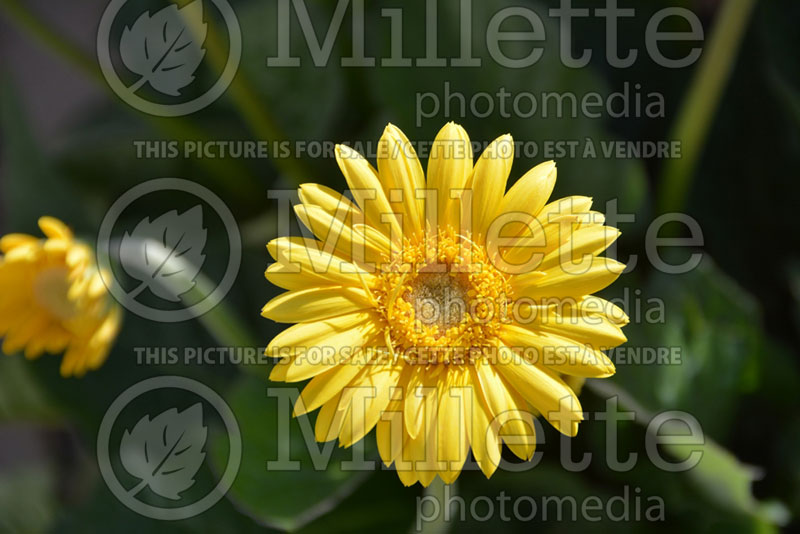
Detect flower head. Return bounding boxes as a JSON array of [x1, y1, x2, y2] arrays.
[[264, 123, 628, 486], [0, 217, 122, 377]]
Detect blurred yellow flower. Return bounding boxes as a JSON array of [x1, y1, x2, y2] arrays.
[[0, 217, 122, 377], [263, 123, 628, 486]]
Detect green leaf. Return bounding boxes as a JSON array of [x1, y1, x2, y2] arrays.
[[611, 255, 762, 439], [588, 379, 790, 530], [666, 432, 789, 527], [208, 373, 375, 531], [584, 254, 791, 527]]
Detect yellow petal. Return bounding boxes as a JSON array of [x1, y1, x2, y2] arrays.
[[3, 243, 40, 263], [403, 364, 434, 439], [536, 311, 628, 348], [570, 295, 630, 326], [90, 306, 123, 348], [578, 210, 606, 228], [465, 377, 501, 478], [499, 384, 537, 460], [426, 122, 473, 230], [38, 216, 73, 240], [538, 226, 621, 271], [395, 433, 423, 487], [376, 396, 404, 466], [293, 204, 388, 265], [409, 405, 440, 488], [499, 324, 615, 378], [65, 243, 90, 268], [512, 256, 625, 299], [266, 236, 376, 290], [265, 312, 379, 382], [315, 393, 347, 442], [472, 357, 535, 459], [43, 327, 71, 354], [88, 272, 108, 299], [537, 195, 593, 222], [2, 312, 49, 355], [338, 357, 404, 447], [294, 344, 378, 416], [351, 223, 393, 255], [493, 344, 583, 437], [436, 370, 469, 483], [335, 144, 401, 240], [377, 123, 425, 236], [499, 160, 557, 224], [0, 234, 37, 253], [470, 134, 514, 242], [23, 334, 49, 360], [60, 344, 83, 377], [262, 286, 374, 323], [298, 183, 362, 223], [488, 201, 591, 275]]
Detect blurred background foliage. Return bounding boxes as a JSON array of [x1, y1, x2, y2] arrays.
[[0, 0, 799, 532]]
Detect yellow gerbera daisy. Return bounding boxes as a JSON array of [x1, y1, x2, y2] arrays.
[[0, 217, 122, 377], [263, 123, 628, 486]]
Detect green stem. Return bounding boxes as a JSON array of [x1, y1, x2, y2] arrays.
[[657, 0, 758, 214], [0, 0, 102, 82], [181, 272, 260, 349], [181, 275, 268, 377], [104, 238, 262, 373], [418, 478, 454, 534], [196, 1, 309, 184]]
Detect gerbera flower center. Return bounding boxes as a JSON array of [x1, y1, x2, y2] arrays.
[[33, 266, 77, 321], [375, 229, 511, 365], [407, 271, 468, 331]]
